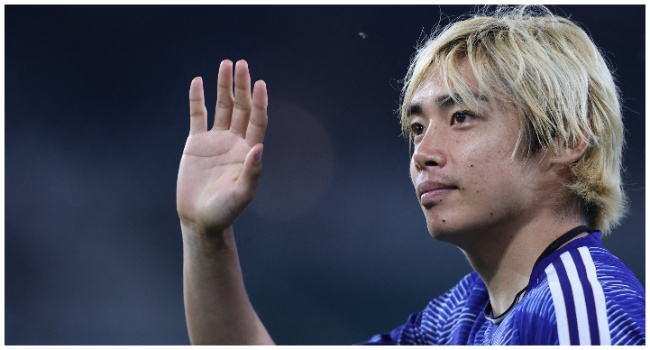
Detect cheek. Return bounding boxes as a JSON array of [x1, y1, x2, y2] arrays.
[[455, 138, 488, 169], [455, 137, 514, 184]]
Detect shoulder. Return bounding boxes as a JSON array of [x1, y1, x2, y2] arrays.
[[523, 242, 645, 345], [585, 246, 645, 344], [360, 272, 487, 345], [415, 271, 488, 344], [427, 271, 486, 310]]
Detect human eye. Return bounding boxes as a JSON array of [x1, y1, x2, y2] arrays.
[[451, 110, 478, 125], [409, 123, 425, 140]]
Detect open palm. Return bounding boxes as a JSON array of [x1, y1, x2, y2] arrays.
[[177, 60, 268, 234]]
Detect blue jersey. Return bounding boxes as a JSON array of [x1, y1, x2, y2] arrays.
[[360, 232, 645, 345]]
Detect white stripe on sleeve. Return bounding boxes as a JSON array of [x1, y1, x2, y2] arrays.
[[577, 246, 611, 345], [560, 252, 592, 344], [545, 263, 570, 345]]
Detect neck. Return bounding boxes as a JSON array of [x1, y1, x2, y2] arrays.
[[460, 213, 589, 316]]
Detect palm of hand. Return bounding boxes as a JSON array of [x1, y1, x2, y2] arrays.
[[178, 131, 249, 230], [176, 60, 267, 233]]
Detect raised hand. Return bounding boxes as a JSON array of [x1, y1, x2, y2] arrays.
[[177, 60, 268, 234]]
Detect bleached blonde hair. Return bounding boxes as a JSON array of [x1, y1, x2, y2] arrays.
[[400, 5, 626, 234]]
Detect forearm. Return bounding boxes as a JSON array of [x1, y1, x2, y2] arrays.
[[182, 225, 274, 345]]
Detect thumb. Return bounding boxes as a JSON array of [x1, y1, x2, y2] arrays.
[[234, 144, 264, 202]]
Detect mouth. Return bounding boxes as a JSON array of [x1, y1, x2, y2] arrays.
[[417, 181, 458, 207]]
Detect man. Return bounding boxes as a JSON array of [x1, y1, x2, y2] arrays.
[[176, 5, 644, 345]]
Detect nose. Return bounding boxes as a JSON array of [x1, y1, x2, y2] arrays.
[[412, 126, 447, 171]]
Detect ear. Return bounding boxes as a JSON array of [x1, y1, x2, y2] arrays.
[[547, 137, 589, 167]]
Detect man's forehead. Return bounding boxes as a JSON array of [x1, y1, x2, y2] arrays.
[[411, 59, 483, 97], [411, 73, 448, 103], [411, 80, 442, 104], [410, 81, 454, 114], [409, 70, 505, 115], [410, 83, 486, 110]]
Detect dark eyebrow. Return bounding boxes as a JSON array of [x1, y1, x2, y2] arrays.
[[407, 93, 488, 119], [407, 95, 461, 118], [437, 93, 488, 107], [406, 104, 424, 118], [436, 95, 456, 108]]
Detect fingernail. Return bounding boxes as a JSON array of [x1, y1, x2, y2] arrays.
[[255, 148, 263, 164]]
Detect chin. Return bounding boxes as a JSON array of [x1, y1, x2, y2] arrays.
[[425, 219, 475, 247], [426, 223, 453, 241]]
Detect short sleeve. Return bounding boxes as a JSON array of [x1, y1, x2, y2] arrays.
[[356, 312, 423, 345], [358, 272, 485, 345]]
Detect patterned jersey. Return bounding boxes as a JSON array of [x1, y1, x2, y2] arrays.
[[360, 232, 645, 345]]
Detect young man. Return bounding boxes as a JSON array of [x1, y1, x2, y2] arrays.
[[176, 6, 644, 345]]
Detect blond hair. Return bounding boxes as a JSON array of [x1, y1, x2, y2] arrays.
[[400, 5, 626, 234]]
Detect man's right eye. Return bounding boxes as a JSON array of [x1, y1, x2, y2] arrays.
[[410, 123, 425, 136]]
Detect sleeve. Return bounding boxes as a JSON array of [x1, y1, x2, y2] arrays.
[[356, 312, 423, 345], [525, 246, 645, 345], [357, 272, 482, 345], [595, 250, 645, 345]]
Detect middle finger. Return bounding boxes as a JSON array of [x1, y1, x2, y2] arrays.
[[229, 60, 252, 137]]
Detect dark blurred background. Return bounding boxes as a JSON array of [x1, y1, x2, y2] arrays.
[[5, 5, 645, 345]]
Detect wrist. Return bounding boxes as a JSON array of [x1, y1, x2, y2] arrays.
[[181, 221, 235, 253]]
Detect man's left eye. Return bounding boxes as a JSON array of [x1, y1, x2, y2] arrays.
[[451, 111, 475, 125]]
